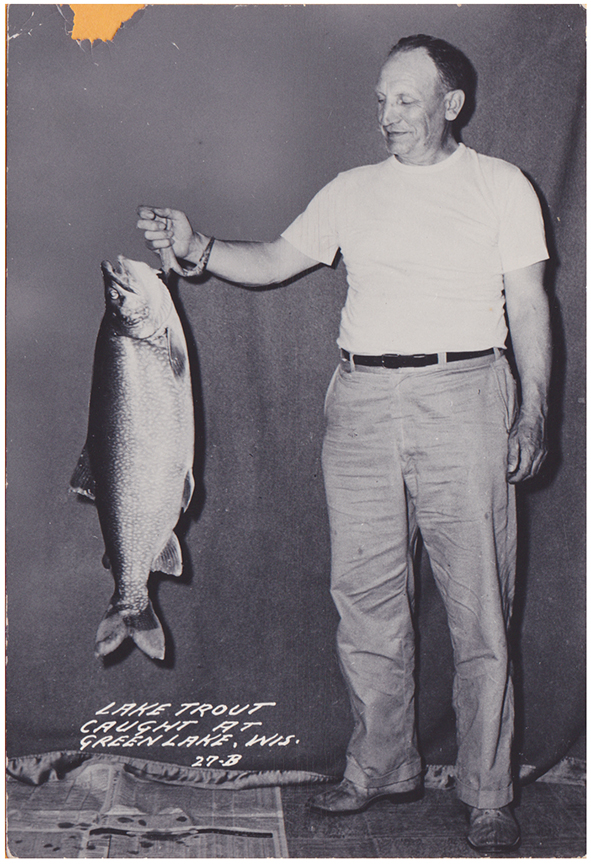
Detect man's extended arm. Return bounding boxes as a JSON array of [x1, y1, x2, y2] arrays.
[[137, 206, 319, 286], [503, 260, 551, 483]]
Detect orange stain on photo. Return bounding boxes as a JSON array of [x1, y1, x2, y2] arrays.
[[70, 5, 145, 43]]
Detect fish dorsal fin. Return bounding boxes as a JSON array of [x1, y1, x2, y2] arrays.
[[182, 470, 195, 512], [70, 446, 96, 501], [152, 533, 183, 577], [167, 325, 187, 379]]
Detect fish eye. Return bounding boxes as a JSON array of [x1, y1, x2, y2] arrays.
[[109, 288, 119, 300]]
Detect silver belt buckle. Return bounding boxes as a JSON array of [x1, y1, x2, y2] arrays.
[[339, 349, 353, 372]]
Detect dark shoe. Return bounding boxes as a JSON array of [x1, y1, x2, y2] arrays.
[[309, 777, 421, 815], [467, 805, 520, 852]]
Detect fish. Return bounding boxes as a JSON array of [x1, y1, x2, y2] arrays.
[[70, 255, 195, 660]]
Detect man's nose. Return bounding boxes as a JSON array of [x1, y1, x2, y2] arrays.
[[380, 100, 401, 127]]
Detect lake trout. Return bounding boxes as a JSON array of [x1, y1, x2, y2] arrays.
[[70, 256, 195, 660]]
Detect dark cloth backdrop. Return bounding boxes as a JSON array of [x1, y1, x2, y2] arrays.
[[7, 4, 585, 783]]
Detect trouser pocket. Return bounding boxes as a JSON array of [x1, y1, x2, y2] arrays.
[[491, 358, 518, 432]]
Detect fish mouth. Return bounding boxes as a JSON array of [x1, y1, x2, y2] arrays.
[[101, 255, 170, 335], [101, 257, 136, 292]]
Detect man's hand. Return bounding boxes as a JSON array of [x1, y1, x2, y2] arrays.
[[507, 409, 547, 483], [137, 206, 196, 261]]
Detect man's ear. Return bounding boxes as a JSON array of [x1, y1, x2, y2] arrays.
[[444, 89, 465, 121]]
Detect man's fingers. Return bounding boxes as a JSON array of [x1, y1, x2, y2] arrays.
[[507, 410, 547, 484], [507, 432, 520, 479], [137, 205, 172, 220], [141, 226, 173, 240], [508, 440, 547, 484], [508, 437, 536, 483], [137, 217, 171, 231], [508, 459, 530, 484], [144, 237, 173, 251], [528, 446, 548, 479]]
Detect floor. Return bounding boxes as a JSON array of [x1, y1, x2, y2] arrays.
[[6, 760, 586, 858], [281, 780, 586, 858], [6, 764, 288, 859]]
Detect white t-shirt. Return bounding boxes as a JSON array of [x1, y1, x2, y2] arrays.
[[281, 144, 548, 354]]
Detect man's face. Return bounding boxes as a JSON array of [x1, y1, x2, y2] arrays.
[[376, 48, 456, 165]]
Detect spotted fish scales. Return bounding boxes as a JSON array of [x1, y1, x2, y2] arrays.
[[71, 256, 195, 659]]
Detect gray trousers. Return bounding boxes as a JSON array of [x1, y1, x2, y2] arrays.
[[321, 350, 517, 809]]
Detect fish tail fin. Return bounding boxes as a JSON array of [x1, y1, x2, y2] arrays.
[[94, 599, 130, 658], [129, 602, 166, 660], [95, 598, 165, 661]]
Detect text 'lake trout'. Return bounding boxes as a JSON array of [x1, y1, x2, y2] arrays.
[[71, 256, 195, 660]]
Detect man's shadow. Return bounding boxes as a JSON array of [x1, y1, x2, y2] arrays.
[[504, 178, 568, 791]]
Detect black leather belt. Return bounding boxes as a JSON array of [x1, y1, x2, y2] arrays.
[[341, 348, 495, 369]]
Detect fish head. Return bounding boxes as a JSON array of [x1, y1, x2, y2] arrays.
[[101, 256, 173, 338]]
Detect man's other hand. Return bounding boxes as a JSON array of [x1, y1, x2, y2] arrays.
[[507, 409, 547, 483]]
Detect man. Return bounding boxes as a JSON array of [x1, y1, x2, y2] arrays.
[[137, 35, 551, 852]]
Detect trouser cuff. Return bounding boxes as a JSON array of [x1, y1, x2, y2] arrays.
[[456, 779, 513, 809], [344, 757, 423, 791]]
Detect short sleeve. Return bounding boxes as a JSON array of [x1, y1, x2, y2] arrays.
[[498, 170, 549, 273], [281, 176, 341, 266]]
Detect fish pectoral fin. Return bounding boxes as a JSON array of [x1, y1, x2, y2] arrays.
[[70, 446, 96, 501], [152, 533, 183, 577], [95, 599, 165, 661], [181, 470, 195, 512], [166, 325, 187, 378]]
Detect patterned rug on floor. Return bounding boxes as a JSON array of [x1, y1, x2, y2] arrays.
[[7, 759, 289, 858]]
